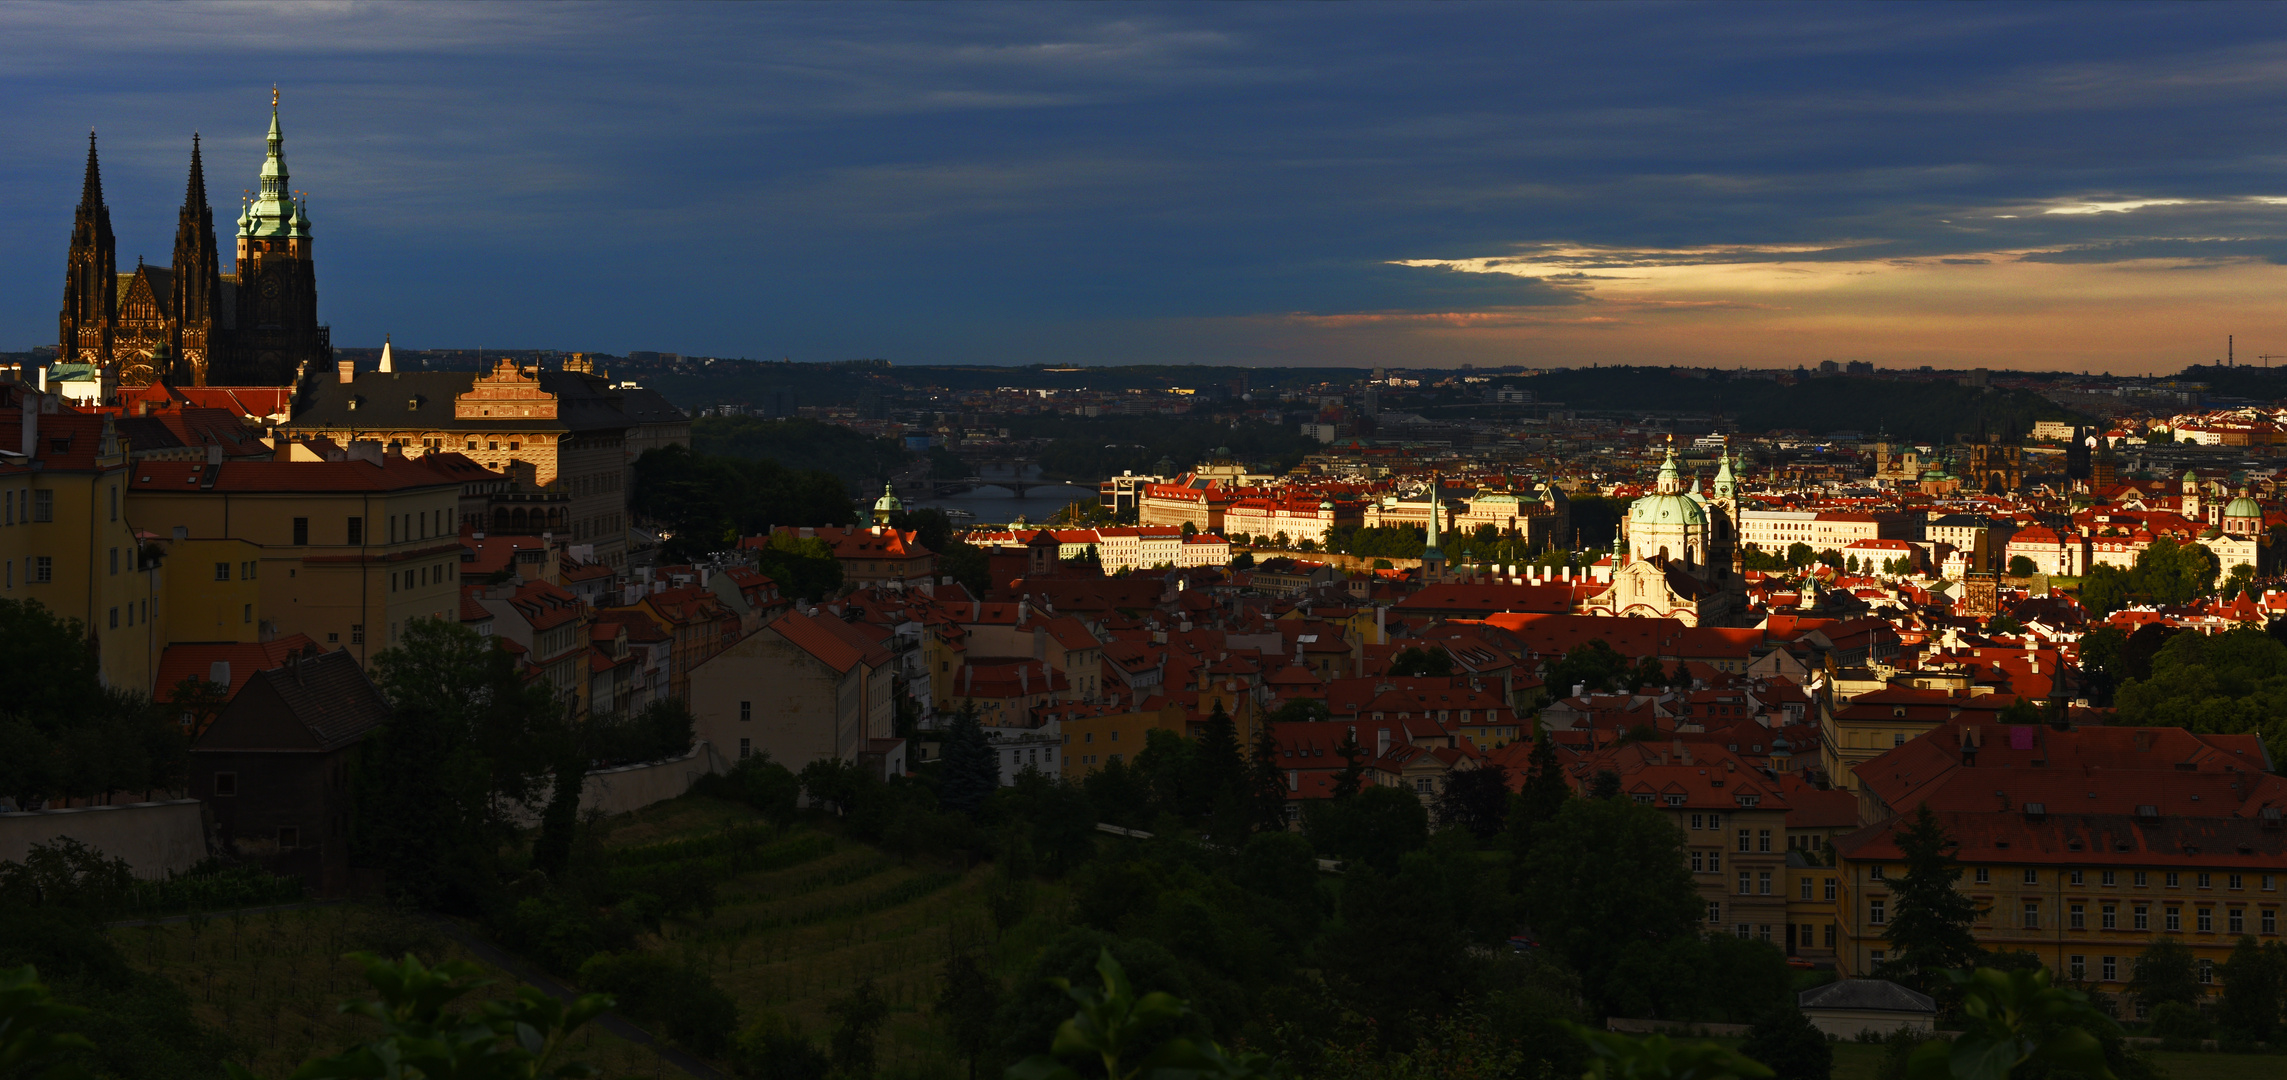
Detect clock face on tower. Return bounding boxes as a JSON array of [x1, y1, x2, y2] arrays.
[[261, 276, 281, 299]]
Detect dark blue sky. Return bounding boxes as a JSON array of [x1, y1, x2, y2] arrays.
[[8, 2, 2287, 371]]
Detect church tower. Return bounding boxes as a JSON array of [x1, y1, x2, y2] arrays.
[[59, 132, 118, 367], [170, 135, 226, 385], [226, 89, 326, 385], [1420, 473, 1446, 582]]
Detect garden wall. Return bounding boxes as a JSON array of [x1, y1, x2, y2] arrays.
[[0, 799, 209, 877]]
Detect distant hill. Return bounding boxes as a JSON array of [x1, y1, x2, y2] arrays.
[[1517, 368, 2083, 442]]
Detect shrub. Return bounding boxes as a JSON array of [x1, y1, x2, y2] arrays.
[[733, 1013, 831, 1080], [2147, 1000, 2209, 1049], [497, 892, 636, 975], [577, 952, 737, 1056], [692, 754, 801, 821]]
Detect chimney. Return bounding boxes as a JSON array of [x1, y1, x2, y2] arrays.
[[337, 359, 356, 384], [209, 661, 230, 686], [1376, 728, 1390, 757], [17, 390, 34, 459], [206, 443, 223, 465], [34, 365, 46, 393]]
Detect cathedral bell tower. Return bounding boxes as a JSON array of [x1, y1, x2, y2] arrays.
[[59, 131, 118, 367], [170, 134, 225, 385], [227, 88, 327, 385]]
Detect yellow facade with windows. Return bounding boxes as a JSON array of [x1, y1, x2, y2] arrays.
[[1835, 854, 2283, 1007], [159, 537, 265, 646], [126, 460, 464, 668], [1, 410, 160, 692]]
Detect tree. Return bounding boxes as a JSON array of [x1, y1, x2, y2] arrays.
[[1588, 770, 1622, 800], [1740, 1005, 1832, 1080], [1879, 806, 1983, 997], [1432, 763, 1509, 838], [2127, 937, 2201, 1011], [937, 954, 1003, 1080], [1303, 785, 1428, 873], [1003, 948, 1273, 1080], [1245, 722, 1290, 834], [2078, 624, 2127, 705], [1319, 854, 1468, 1044], [1518, 796, 1702, 1009], [0, 599, 185, 810], [1570, 1027, 1772, 1080], [1905, 968, 2116, 1080], [2007, 555, 2038, 577], [1329, 728, 1366, 799], [1514, 733, 1571, 830], [751, 532, 845, 603], [1786, 542, 1816, 568], [2115, 627, 2287, 746], [225, 953, 616, 1080], [1545, 639, 1630, 696], [2217, 934, 2284, 1040], [0, 964, 93, 1080], [1193, 704, 1245, 826], [938, 703, 1000, 815], [826, 978, 889, 1078]]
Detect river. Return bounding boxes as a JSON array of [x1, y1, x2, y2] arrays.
[[909, 464, 1095, 527]]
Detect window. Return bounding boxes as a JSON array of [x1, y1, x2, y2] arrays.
[[1894, 733, 1906, 746], [32, 557, 51, 584], [31, 490, 52, 522], [2231, 874, 2244, 890], [2167, 872, 2180, 888], [1738, 829, 1751, 852], [1759, 829, 1772, 853], [1691, 813, 1703, 830], [2197, 872, 2212, 889], [2103, 904, 2117, 929], [2023, 903, 2040, 930], [1691, 851, 1704, 872], [108, 607, 117, 628], [293, 517, 309, 545], [2198, 908, 2213, 932], [1800, 923, 1816, 947], [2024, 868, 2039, 885], [1825, 923, 1837, 948], [1870, 949, 1886, 963], [2166, 907, 2181, 932], [2069, 955, 2085, 981], [2200, 959, 2215, 984], [739, 701, 752, 722], [2103, 870, 2117, 886], [2230, 908, 2245, 933], [1707, 901, 1722, 924], [1871, 900, 1887, 924], [2266, 910, 2278, 934], [1736, 924, 1751, 940], [1760, 871, 1773, 895], [1739, 871, 1752, 895], [2135, 871, 2149, 887], [1825, 878, 1837, 901], [213, 772, 237, 797], [1801, 877, 1813, 900], [347, 517, 364, 544], [738, 738, 751, 759], [1710, 851, 1721, 872], [1872, 864, 1886, 880], [2071, 869, 2085, 886], [278, 826, 299, 850], [2070, 904, 2085, 930], [351, 624, 365, 645], [2267, 876, 2279, 891], [1708, 813, 1722, 829], [2102, 956, 2117, 981], [1975, 867, 1991, 884], [2135, 905, 2150, 930], [243, 604, 252, 624], [109, 486, 116, 521]]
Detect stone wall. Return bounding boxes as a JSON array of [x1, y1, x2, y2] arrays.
[[0, 800, 208, 877], [510, 742, 730, 826]]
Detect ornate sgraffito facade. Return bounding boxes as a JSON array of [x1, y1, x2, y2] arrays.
[[55, 93, 327, 394]]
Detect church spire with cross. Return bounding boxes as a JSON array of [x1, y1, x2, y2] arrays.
[[59, 129, 119, 365]]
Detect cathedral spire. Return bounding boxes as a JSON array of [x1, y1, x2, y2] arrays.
[[1655, 435, 1683, 495], [183, 133, 209, 211], [242, 86, 308, 240], [79, 130, 106, 209]]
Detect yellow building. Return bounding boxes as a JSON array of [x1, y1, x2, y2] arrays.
[[1786, 853, 1842, 963], [159, 537, 265, 645], [1, 392, 161, 691], [125, 451, 465, 668], [1055, 699, 1190, 779], [1819, 686, 2014, 791]]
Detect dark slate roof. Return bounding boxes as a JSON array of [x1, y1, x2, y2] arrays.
[[616, 385, 688, 425], [285, 369, 644, 434], [249, 649, 390, 751], [1798, 979, 1936, 1014]]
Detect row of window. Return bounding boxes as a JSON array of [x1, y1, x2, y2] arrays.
[[2, 489, 55, 524], [5, 557, 55, 586], [1868, 899, 2281, 935], [389, 562, 456, 592], [1969, 868, 2280, 891]]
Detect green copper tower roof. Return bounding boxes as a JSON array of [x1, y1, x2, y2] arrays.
[[239, 86, 310, 241], [872, 482, 905, 517]]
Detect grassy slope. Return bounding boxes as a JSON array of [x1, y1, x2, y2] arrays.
[[108, 905, 672, 1079], [596, 796, 1069, 1075]]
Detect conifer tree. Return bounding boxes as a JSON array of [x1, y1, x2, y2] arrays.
[[1195, 703, 1245, 808], [1247, 721, 1290, 833], [938, 702, 999, 815], [1880, 804, 1983, 995], [1330, 727, 1367, 799]]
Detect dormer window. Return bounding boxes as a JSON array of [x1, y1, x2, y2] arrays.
[[1736, 794, 1760, 807]]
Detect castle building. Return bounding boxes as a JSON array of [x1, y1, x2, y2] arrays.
[[57, 91, 330, 392]]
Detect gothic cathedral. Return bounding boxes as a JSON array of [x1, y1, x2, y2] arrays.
[[57, 90, 328, 390]]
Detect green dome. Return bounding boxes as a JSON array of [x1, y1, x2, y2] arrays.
[[2226, 494, 2263, 519], [873, 482, 904, 516], [1630, 492, 1707, 527]]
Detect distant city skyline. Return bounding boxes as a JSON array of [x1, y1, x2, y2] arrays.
[[9, 2, 2287, 372]]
